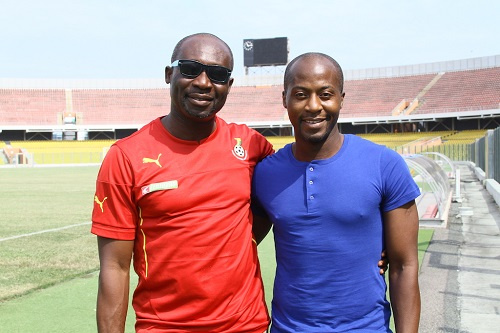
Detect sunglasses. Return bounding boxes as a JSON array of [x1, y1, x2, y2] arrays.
[[171, 59, 232, 84]]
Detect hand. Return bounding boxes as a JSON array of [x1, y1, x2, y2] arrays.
[[378, 249, 389, 275]]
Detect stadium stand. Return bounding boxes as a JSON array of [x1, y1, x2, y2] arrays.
[[357, 131, 455, 148], [341, 73, 437, 117], [71, 89, 168, 125], [218, 85, 286, 123], [266, 136, 294, 151], [441, 129, 488, 143], [0, 55, 498, 141], [415, 67, 500, 114], [0, 89, 65, 125], [4, 132, 475, 166]]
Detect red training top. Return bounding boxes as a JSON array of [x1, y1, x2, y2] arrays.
[[92, 116, 273, 332]]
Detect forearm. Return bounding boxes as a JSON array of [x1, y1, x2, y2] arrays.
[[96, 237, 134, 333], [97, 269, 130, 333], [384, 201, 421, 332], [389, 263, 421, 333]]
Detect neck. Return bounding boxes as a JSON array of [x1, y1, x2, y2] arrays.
[[162, 113, 217, 142], [293, 129, 344, 162]]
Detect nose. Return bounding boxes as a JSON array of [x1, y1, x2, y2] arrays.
[[191, 70, 212, 89], [306, 94, 322, 113]]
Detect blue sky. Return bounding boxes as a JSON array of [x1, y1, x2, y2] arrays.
[[1, 0, 498, 79]]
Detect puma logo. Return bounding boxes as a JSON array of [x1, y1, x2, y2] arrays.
[[143, 153, 162, 168], [94, 195, 108, 213]]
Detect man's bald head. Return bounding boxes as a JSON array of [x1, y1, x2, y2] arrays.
[[284, 52, 344, 93]]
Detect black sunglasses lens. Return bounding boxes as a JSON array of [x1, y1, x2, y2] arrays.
[[177, 60, 230, 83], [207, 67, 229, 83], [179, 61, 202, 77]]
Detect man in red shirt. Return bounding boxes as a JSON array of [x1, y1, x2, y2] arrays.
[[92, 33, 273, 332]]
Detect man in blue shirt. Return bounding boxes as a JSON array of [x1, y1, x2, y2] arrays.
[[252, 53, 421, 332]]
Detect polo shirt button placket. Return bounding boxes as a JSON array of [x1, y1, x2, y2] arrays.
[[308, 165, 315, 201]]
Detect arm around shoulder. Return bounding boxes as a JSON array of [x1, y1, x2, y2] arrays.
[[96, 236, 134, 333], [384, 200, 421, 333]]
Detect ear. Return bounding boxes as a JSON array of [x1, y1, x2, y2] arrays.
[[282, 90, 287, 109], [340, 92, 345, 108], [227, 77, 234, 93], [165, 66, 173, 84]]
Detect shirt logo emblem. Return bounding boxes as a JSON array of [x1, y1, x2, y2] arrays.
[[143, 153, 162, 168], [232, 138, 248, 161], [94, 195, 108, 213]]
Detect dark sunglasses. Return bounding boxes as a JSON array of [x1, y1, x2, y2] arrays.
[[171, 59, 232, 84]]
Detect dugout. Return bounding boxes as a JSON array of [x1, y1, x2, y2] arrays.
[[403, 154, 452, 227]]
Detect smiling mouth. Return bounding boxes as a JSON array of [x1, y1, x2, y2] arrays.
[[302, 118, 324, 124], [186, 94, 213, 107], [188, 92, 212, 99], [191, 96, 212, 101]]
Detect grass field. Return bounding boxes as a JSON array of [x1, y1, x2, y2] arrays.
[[0, 165, 433, 332]]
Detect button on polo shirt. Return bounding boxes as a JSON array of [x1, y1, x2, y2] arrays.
[[306, 164, 317, 203]]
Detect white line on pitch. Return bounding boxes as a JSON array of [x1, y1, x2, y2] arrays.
[[0, 222, 91, 242]]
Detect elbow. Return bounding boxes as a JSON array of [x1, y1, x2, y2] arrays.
[[389, 258, 419, 278]]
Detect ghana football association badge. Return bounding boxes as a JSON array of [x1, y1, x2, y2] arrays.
[[232, 138, 248, 161]]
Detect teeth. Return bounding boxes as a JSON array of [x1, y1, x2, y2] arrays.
[[189, 95, 212, 101], [304, 119, 322, 124]]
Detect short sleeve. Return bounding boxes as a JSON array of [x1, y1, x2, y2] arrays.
[[91, 144, 138, 240]]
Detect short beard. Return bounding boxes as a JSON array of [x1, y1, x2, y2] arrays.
[[182, 101, 218, 120], [300, 115, 335, 144], [187, 109, 215, 119], [307, 134, 329, 143]]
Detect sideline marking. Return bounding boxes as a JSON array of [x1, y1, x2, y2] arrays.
[[0, 222, 91, 242]]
